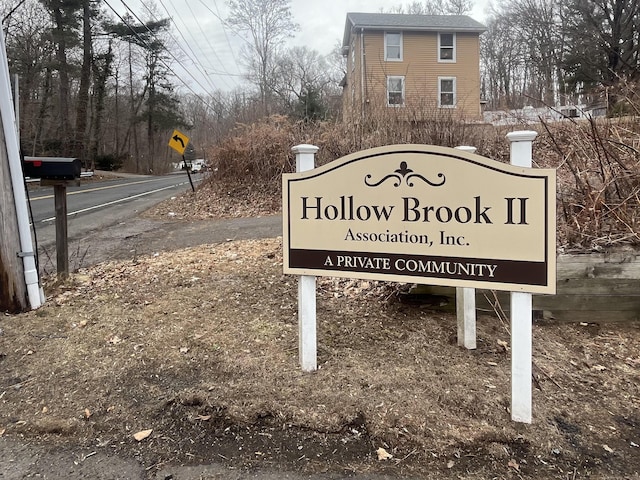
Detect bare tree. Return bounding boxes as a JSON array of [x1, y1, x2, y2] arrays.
[[444, 0, 474, 14], [227, 0, 298, 115], [3, 0, 54, 154], [564, 0, 640, 89], [41, 0, 83, 154], [480, 0, 640, 111], [504, 0, 565, 106], [481, 12, 527, 108], [105, 14, 183, 172], [74, 0, 92, 162], [273, 47, 328, 109], [388, 0, 473, 14]]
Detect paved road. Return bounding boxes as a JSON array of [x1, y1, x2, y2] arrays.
[[0, 436, 406, 480], [29, 171, 283, 274], [29, 173, 202, 248], [54, 214, 284, 272]]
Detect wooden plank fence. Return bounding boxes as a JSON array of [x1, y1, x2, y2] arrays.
[[404, 251, 640, 323]]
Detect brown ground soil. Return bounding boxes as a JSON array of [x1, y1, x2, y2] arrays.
[[1, 180, 639, 479]]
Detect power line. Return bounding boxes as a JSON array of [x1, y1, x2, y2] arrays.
[[145, 0, 224, 92], [103, 0, 226, 114], [160, 0, 237, 91], [182, 0, 240, 81], [117, 0, 216, 95], [198, 0, 251, 49], [210, 0, 247, 56]]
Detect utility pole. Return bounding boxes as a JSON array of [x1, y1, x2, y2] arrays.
[[0, 138, 28, 312], [0, 25, 40, 312]]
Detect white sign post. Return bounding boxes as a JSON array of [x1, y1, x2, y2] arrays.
[[292, 144, 319, 372], [507, 130, 538, 423], [454, 146, 478, 350]]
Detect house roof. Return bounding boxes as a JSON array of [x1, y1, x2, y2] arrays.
[[342, 12, 486, 48]]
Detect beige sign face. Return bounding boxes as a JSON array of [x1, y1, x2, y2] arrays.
[[283, 145, 556, 294]]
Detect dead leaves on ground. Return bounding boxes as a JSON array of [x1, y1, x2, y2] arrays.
[[145, 181, 280, 220], [47, 238, 286, 308], [133, 429, 153, 442], [376, 447, 393, 460]]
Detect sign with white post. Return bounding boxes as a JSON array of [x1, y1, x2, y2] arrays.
[[284, 136, 556, 422]]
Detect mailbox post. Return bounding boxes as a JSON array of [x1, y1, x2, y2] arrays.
[[23, 157, 82, 278]]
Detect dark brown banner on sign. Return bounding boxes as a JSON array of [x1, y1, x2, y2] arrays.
[[289, 249, 548, 287]]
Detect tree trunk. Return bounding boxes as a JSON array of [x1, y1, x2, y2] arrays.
[[114, 69, 119, 154], [89, 41, 113, 169], [0, 128, 28, 312], [74, 0, 92, 163], [33, 67, 53, 155], [52, 5, 71, 153], [147, 93, 154, 173], [146, 57, 156, 173], [128, 42, 140, 173]]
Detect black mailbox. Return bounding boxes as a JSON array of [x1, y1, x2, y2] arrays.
[[23, 157, 82, 180]]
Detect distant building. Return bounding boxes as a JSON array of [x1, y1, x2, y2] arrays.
[[340, 12, 486, 123]]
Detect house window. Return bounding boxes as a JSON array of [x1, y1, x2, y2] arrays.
[[438, 77, 456, 107], [387, 76, 405, 106], [385, 32, 402, 61], [438, 33, 456, 62]]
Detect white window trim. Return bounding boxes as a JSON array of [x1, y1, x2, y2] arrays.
[[384, 31, 403, 62], [438, 32, 456, 63], [387, 75, 405, 107], [438, 76, 456, 108]]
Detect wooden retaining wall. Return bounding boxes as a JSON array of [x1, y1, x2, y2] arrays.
[[404, 251, 640, 323]]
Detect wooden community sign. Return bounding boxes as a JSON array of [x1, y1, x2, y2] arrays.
[[283, 144, 556, 294]]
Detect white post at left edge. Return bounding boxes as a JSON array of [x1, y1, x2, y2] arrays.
[[292, 144, 319, 372], [0, 26, 41, 309]]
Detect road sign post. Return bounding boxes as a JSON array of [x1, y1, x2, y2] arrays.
[[168, 130, 195, 192], [182, 155, 195, 192]]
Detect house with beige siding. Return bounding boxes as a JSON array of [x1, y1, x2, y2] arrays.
[[341, 13, 486, 122]]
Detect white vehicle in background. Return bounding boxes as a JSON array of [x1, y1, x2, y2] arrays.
[[190, 159, 205, 173]]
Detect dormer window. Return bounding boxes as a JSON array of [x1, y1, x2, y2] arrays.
[[385, 32, 402, 61], [439, 33, 456, 62]]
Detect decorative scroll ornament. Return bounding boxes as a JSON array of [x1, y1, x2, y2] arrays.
[[364, 161, 446, 187]]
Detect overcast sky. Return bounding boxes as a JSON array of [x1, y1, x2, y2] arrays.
[[116, 0, 489, 96]]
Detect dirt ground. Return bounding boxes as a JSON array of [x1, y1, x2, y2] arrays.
[[1, 181, 639, 479]]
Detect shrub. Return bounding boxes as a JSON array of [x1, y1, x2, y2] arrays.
[[538, 116, 640, 250], [208, 115, 298, 190], [204, 104, 640, 251], [95, 154, 124, 171]]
